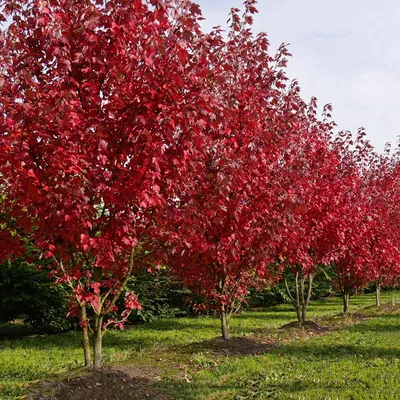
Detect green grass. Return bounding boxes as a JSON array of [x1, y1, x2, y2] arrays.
[[164, 312, 400, 399], [1, 292, 399, 399]]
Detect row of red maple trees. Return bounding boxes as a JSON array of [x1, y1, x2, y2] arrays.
[[1, 0, 400, 369]]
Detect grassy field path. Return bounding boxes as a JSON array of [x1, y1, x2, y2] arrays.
[[1, 292, 400, 399]]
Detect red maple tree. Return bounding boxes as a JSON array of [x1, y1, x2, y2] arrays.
[[165, 2, 315, 339], [362, 147, 400, 307], [328, 130, 376, 315], [0, 0, 216, 368]]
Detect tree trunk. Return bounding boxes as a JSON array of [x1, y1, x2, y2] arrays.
[[285, 271, 314, 327], [295, 306, 302, 326], [343, 293, 350, 316], [80, 306, 91, 367], [221, 306, 231, 341], [301, 273, 314, 324], [376, 281, 381, 307], [392, 293, 396, 306], [93, 316, 104, 370], [93, 267, 103, 370], [295, 271, 302, 326]]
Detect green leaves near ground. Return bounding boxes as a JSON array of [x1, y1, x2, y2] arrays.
[[1, 292, 400, 399]]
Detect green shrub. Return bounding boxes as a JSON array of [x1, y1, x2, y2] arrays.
[[0, 258, 74, 332], [126, 267, 197, 322]]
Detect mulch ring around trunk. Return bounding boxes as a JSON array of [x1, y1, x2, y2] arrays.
[[29, 367, 171, 400], [279, 320, 332, 333]]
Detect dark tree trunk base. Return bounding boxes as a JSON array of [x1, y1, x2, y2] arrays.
[[343, 293, 350, 316], [221, 309, 231, 341]]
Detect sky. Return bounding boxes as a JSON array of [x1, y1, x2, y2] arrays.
[[196, 0, 400, 153]]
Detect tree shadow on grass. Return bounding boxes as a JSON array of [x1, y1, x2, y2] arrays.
[[347, 323, 400, 334], [281, 340, 400, 360], [158, 370, 354, 400], [0, 318, 218, 351], [0, 330, 82, 349], [234, 312, 296, 321], [342, 310, 400, 334], [179, 335, 276, 357]]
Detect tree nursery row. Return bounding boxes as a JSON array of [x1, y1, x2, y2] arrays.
[[1, 0, 399, 370]]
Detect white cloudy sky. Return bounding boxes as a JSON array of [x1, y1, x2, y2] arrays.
[[196, 0, 400, 153]]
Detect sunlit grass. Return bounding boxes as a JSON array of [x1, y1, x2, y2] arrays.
[[0, 291, 398, 399], [160, 292, 400, 400]]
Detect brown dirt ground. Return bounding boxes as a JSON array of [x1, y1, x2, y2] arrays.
[[29, 367, 171, 400], [279, 320, 331, 332]]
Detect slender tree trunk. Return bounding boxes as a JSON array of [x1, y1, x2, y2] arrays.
[[294, 271, 302, 326], [285, 271, 313, 327], [285, 270, 314, 327], [301, 273, 314, 324], [392, 292, 396, 306], [300, 274, 305, 323], [343, 292, 350, 316], [80, 306, 92, 367], [376, 281, 381, 307], [301, 307, 307, 323], [295, 306, 302, 325], [93, 315, 104, 370], [92, 267, 103, 370], [221, 305, 231, 341], [285, 276, 297, 323]]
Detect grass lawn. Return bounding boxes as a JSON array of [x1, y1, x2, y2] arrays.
[[1, 292, 400, 399]]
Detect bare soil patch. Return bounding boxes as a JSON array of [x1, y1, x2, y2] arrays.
[[29, 367, 170, 400]]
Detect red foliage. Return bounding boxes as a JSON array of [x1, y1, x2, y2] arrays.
[[360, 146, 400, 287], [1, 0, 398, 345], [165, 3, 318, 322], [275, 101, 341, 273], [0, 0, 219, 360], [328, 131, 382, 295]]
